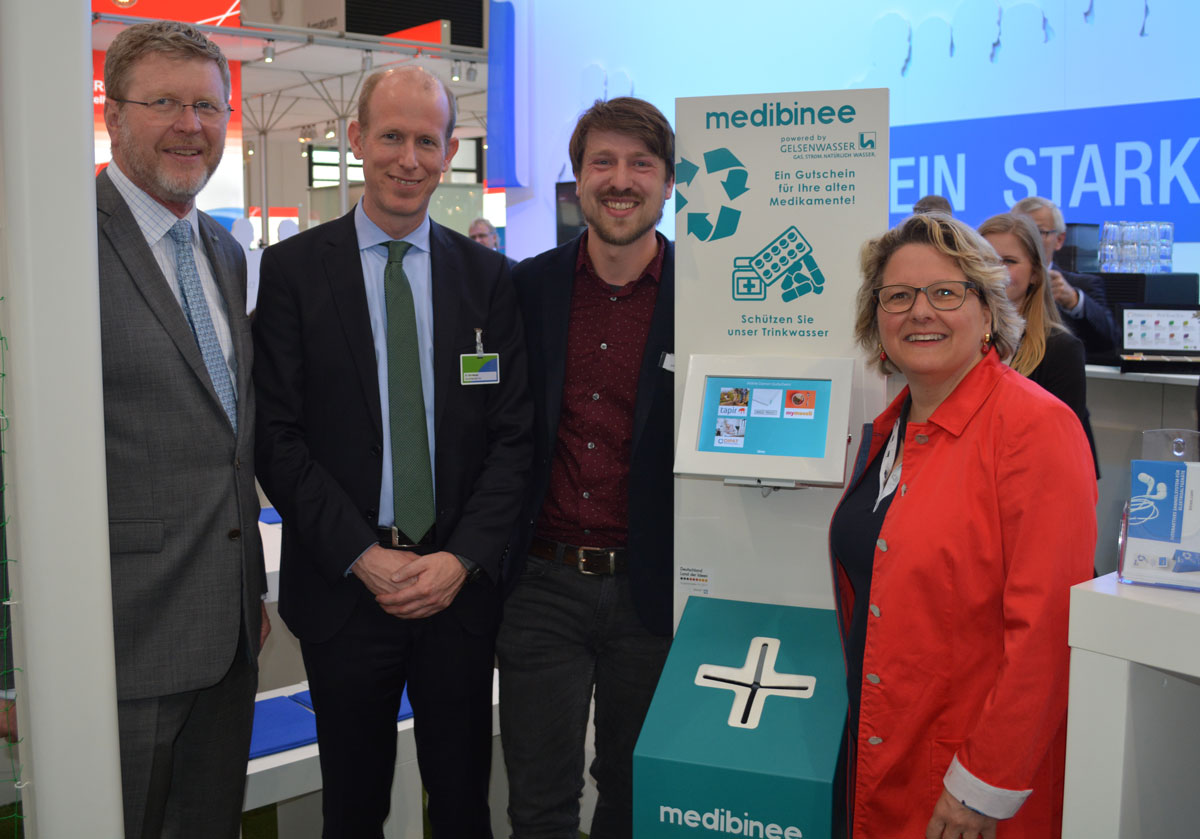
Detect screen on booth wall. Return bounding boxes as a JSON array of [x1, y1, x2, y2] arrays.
[[1121, 307, 1200, 352], [697, 376, 832, 458]]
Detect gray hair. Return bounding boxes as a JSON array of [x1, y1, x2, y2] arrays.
[[1011, 195, 1065, 233]]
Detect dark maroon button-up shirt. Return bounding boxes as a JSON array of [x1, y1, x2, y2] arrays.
[[535, 231, 665, 547]]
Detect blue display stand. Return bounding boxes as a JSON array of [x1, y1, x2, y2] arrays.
[[634, 597, 846, 838]]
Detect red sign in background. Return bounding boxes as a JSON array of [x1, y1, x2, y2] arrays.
[[92, 0, 245, 210], [92, 0, 243, 137]]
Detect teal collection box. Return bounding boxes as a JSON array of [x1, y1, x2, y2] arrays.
[[634, 597, 847, 839]]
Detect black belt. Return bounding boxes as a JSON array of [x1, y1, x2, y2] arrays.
[[376, 526, 436, 552], [529, 536, 628, 575]]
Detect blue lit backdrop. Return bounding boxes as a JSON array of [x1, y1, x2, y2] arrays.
[[495, 0, 1199, 270]]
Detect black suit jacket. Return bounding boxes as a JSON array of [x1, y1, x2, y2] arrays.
[[253, 211, 532, 643], [1027, 327, 1100, 476], [510, 235, 675, 637], [1054, 265, 1118, 358]]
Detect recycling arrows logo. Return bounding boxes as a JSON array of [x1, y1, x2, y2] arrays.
[[676, 148, 749, 242]]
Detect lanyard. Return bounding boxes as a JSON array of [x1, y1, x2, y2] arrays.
[[874, 398, 911, 513]]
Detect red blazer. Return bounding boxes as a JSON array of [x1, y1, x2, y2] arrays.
[[831, 352, 1096, 838]]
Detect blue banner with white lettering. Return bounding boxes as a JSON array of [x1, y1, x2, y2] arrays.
[[889, 98, 1200, 239]]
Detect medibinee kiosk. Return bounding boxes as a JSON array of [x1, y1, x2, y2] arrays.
[[633, 88, 889, 838]]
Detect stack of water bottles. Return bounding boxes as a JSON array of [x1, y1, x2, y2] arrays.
[[1099, 220, 1174, 273]]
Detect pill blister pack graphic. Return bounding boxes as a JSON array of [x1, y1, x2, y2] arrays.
[[751, 226, 812, 283], [731, 226, 827, 302]]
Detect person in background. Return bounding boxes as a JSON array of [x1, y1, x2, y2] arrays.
[[470, 217, 500, 249], [1012, 195, 1118, 358], [912, 194, 952, 215], [253, 66, 531, 838], [830, 213, 1096, 838], [97, 20, 268, 838], [979, 212, 1099, 475], [498, 96, 676, 839]]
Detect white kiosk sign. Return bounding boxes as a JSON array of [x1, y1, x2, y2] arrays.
[[644, 88, 889, 839], [674, 88, 888, 351], [672, 87, 888, 611]]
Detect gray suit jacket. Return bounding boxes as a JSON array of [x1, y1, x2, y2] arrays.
[[96, 169, 265, 701]]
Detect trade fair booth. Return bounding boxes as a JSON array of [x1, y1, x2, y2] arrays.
[[2, 1, 1200, 837]]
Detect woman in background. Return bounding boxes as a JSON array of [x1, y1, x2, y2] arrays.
[[978, 212, 1099, 474], [829, 214, 1096, 838]]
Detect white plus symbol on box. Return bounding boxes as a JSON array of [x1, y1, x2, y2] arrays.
[[694, 637, 815, 729]]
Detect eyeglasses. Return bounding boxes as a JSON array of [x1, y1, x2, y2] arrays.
[[874, 281, 981, 313], [1038, 228, 1061, 238], [109, 97, 233, 122]]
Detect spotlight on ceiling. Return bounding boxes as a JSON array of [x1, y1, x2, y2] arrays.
[[362, 50, 373, 71], [325, 122, 336, 140], [450, 61, 462, 82], [263, 40, 275, 63], [466, 62, 478, 82]]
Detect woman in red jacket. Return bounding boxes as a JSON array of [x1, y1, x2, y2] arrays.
[[829, 213, 1097, 838]]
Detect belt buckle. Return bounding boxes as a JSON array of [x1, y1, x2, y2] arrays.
[[576, 546, 614, 575], [388, 527, 420, 551]]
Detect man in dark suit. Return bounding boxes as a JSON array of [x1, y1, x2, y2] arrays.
[[497, 97, 676, 839], [253, 66, 531, 838], [1013, 196, 1119, 357], [96, 20, 267, 839]]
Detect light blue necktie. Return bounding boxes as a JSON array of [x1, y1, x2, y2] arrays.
[[168, 219, 238, 433]]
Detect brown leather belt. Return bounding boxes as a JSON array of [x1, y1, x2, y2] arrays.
[[529, 536, 628, 575]]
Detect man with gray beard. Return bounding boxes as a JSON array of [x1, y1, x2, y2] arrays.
[[96, 20, 267, 838]]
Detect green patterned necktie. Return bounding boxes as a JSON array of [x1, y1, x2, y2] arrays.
[[384, 241, 434, 542]]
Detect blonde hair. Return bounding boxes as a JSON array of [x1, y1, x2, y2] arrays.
[[855, 213, 1023, 375], [977, 213, 1066, 376]]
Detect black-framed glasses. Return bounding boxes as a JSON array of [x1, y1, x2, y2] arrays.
[[109, 97, 233, 122], [874, 281, 981, 313]]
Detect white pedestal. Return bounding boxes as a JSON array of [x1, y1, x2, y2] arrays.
[[1064, 574, 1200, 837], [244, 672, 508, 839]]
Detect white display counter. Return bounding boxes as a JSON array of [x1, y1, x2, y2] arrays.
[[1063, 573, 1200, 837], [1083, 366, 1195, 575]]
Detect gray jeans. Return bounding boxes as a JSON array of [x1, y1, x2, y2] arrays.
[[497, 556, 671, 839]]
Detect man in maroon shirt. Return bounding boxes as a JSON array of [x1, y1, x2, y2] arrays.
[[499, 98, 676, 839]]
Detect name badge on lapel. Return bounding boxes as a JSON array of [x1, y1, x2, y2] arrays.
[[461, 327, 500, 385]]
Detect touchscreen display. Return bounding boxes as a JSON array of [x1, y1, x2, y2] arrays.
[[1122, 308, 1200, 352], [697, 376, 832, 458]]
